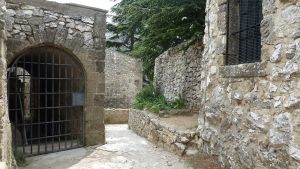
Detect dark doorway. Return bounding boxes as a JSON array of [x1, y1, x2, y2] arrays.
[[8, 46, 85, 156]]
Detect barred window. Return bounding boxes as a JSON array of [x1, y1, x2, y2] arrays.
[[226, 0, 263, 65]]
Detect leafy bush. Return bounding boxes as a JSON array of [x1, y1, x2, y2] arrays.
[[132, 85, 185, 113]]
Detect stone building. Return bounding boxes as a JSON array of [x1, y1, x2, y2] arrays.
[[136, 0, 300, 167], [0, 0, 107, 168], [198, 0, 300, 168]]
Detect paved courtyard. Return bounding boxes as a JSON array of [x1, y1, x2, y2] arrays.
[[21, 125, 192, 169]]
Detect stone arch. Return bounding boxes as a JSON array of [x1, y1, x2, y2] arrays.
[[7, 37, 105, 147], [7, 43, 87, 78], [7, 45, 89, 155]]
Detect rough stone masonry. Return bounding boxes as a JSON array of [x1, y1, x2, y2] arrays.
[[105, 49, 143, 109], [0, 0, 15, 168], [199, 0, 300, 168], [0, 0, 107, 168], [154, 42, 203, 110]]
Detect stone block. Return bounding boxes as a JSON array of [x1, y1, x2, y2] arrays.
[[54, 27, 68, 45], [87, 49, 105, 61], [86, 81, 97, 94], [217, 3, 227, 34], [85, 131, 105, 146], [104, 109, 129, 124], [95, 60, 104, 73], [93, 13, 106, 38], [85, 120, 105, 132], [97, 82, 105, 94], [93, 37, 105, 49], [94, 94, 104, 105], [284, 93, 300, 108], [85, 106, 104, 121], [269, 129, 292, 146]]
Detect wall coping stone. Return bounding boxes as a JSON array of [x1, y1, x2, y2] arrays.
[[6, 0, 107, 17]]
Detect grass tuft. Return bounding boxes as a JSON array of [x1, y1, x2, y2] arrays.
[[13, 150, 27, 167], [132, 85, 185, 113]]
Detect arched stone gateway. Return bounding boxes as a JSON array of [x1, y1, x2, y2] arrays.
[[0, 0, 107, 160], [8, 46, 86, 155]]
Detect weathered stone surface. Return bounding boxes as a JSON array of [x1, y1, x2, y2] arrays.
[[154, 41, 203, 110], [219, 63, 267, 78], [247, 112, 270, 131], [5, 1, 106, 48], [198, 0, 300, 168], [104, 109, 129, 124], [269, 129, 291, 146], [0, 2, 107, 168], [286, 44, 296, 59], [289, 145, 300, 161], [270, 44, 282, 63], [0, 1, 16, 168], [128, 109, 198, 156], [81, 16, 94, 24], [284, 93, 300, 108], [105, 50, 143, 109]]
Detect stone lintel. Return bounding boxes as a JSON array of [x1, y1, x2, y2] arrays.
[[219, 62, 267, 78]]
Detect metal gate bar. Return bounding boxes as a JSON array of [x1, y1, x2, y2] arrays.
[[8, 46, 85, 156]]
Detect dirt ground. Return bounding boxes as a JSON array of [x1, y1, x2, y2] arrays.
[[160, 114, 199, 130], [20, 125, 192, 169]]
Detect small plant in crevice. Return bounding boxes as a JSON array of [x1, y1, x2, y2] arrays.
[[132, 85, 186, 113], [13, 150, 27, 167]]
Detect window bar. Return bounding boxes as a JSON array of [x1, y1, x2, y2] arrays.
[[58, 52, 61, 150], [22, 56, 26, 153], [52, 49, 55, 152], [30, 54, 33, 154], [45, 48, 48, 153], [37, 50, 41, 154], [14, 64, 18, 152], [81, 71, 85, 146], [64, 56, 68, 149], [71, 63, 73, 148], [226, 0, 230, 65]]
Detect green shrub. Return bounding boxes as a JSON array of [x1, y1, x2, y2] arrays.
[[133, 85, 185, 113], [13, 150, 27, 167]]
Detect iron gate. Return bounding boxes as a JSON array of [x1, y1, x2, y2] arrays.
[[8, 46, 85, 156]]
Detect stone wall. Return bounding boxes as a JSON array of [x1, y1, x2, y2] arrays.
[[128, 109, 199, 156], [154, 42, 202, 110], [198, 0, 300, 168], [0, 1, 15, 168], [105, 49, 143, 108], [4, 0, 107, 147], [104, 109, 129, 124]]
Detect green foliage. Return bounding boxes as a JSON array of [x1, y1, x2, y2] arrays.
[[107, 0, 206, 80], [14, 150, 27, 167], [133, 85, 185, 113]]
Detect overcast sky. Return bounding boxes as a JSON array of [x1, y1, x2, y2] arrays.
[[49, 0, 120, 11]]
